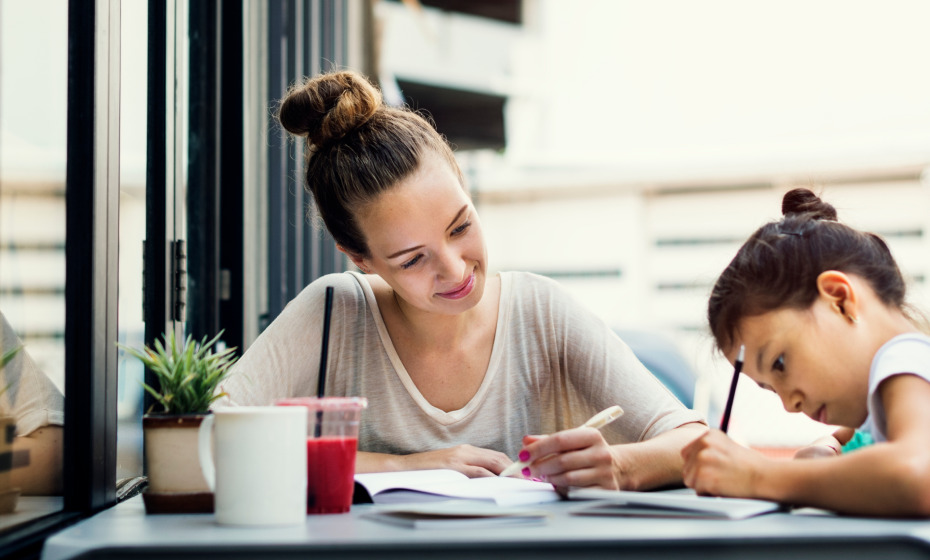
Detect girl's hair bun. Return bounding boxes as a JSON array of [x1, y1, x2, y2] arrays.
[[278, 70, 382, 148], [781, 188, 838, 221]]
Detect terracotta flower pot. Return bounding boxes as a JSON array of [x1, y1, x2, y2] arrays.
[[0, 416, 19, 513], [141, 413, 214, 514]]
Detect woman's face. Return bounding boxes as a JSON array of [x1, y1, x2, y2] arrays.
[[353, 151, 488, 316], [731, 296, 872, 429]]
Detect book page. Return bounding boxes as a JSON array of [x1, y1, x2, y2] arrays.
[[567, 488, 782, 520], [354, 470, 560, 506]]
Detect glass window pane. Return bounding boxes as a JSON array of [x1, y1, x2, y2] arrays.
[[0, 0, 66, 530], [116, 0, 147, 485]]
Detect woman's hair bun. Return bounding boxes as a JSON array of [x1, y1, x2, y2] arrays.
[[781, 188, 838, 221], [278, 70, 382, 148]]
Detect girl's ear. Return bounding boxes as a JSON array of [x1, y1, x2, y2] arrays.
[[816, 270, 859, 323], [337, 245, 371, 274]]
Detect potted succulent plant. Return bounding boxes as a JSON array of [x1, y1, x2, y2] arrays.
[[0, 346, 22, 513], [119, 331, 237, 514]]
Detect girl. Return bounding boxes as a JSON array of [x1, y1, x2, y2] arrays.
[[682, 188, 930, 516], [216, 70, 705, 490]]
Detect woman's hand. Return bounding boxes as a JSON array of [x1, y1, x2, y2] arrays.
[[681, 429, 768, 498], [517, 422, 707, 491], [517, 428, 621, 489], [356, 445, 512, 478]]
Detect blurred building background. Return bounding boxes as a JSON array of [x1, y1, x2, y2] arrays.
[[373, 0, 930, 448]]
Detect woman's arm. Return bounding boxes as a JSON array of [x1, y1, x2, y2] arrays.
[[355, 445, 512, 477], [521, 422, 708, 490], [11, 426, 63, 495], [683, 374, 930, 516]]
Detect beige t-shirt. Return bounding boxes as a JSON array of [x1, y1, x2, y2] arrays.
[[1, 311, 65, 436], [216, 271, 703, 458]]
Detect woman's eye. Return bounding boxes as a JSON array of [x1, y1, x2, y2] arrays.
[[773, 355, 785, 372], [401, 255, 422, 270], [451, 221, 471, 236]]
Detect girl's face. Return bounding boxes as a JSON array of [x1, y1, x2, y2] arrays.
[[731, 295, 872, 428], [352, 151, 488, 316]]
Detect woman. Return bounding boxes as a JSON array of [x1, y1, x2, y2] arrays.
[[217, 70, 705, 490]]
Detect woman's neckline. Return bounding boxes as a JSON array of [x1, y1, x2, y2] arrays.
[[348, 270, 510, 425]]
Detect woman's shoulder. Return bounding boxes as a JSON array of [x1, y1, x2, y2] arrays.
[[287, 271, 369, 311], [498, 271, 588, 324], [500, 270, 564, 293]]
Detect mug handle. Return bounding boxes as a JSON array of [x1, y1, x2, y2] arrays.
[[197, 414, 216, 491]]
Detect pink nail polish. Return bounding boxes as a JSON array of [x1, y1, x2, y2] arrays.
[[521, 467, 531, 477], [518, 450, 530, 462]]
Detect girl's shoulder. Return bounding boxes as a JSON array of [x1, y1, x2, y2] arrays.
[[870, 332, 930, 384], [877, 332, 930, 356]]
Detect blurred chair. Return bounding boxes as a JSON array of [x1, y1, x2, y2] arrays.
[[614, 329, 696, 409]]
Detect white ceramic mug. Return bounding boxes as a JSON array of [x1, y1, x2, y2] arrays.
[[198, 406, 308, 526]]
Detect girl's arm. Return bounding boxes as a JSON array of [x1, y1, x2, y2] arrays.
[[684, 374, 930, 516]]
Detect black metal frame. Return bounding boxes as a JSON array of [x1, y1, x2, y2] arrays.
[[186, 0, 244, 350], [63, 0, 121, 515], [264, 0, 349, 330], [143, 0, 171, 360]]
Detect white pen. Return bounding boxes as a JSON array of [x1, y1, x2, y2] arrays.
[[498, 405, 625, 478]]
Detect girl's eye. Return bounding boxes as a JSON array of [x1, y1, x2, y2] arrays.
[[773, 355, 785, 372], [757, 381, 776, 394], [401, 255, 422, 270], [451, 221, 471, 236]]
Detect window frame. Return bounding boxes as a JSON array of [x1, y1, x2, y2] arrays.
[[0, 0, 121, 555]]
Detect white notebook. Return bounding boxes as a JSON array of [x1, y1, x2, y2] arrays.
[[362, 501, 551, 529], [354, 469, 561, 507], [567, 487, 782, 520]]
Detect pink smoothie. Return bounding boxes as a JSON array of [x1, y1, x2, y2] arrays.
[[306, 436, 358, 514]]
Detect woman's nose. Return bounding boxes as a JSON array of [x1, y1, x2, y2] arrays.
[[436, 246, 465, 280]]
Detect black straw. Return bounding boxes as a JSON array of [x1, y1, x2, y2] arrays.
[[719, 344, 745, 434], [315, 286, 334, 438], [317, 286, 334, 398]]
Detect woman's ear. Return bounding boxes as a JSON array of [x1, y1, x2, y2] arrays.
[[816, 270, 859, 323], [337, 245, 371, 274]]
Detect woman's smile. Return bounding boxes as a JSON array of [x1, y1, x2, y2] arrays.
[[437, 271, 476, 300]]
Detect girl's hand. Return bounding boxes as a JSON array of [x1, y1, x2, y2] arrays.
[[681, 429, 767, 498], [517, 427, 622, 489], [392, 445, 513, 478], [793, 444, 840, 460], [793, 428, 852, 459]]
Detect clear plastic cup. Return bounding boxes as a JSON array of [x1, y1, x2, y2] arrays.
[[276, 397, 368, 514]]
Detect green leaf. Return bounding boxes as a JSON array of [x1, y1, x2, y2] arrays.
[[117, 329, 238, 415]]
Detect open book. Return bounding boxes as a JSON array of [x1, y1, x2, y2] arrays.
[[353, 469, 561, 507], [567, 487, 782, 520]]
